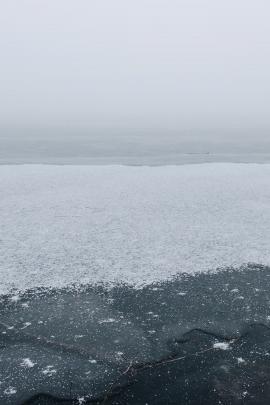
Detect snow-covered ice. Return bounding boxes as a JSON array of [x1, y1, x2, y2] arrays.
[[1, 163, 270, 295]]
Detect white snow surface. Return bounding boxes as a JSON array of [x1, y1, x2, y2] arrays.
[[1, 163, 270, 295]]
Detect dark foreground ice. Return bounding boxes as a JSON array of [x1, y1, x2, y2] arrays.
[[1, 264, 270, 404]]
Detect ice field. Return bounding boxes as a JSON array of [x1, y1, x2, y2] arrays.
[[1, 163, 270, 294]]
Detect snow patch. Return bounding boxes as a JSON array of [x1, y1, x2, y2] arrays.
[[42, 366, 57, 376], [98, 318, 117, 324], [213, 342, 231, 351], [4, 387, 17, 396], [21, 322, 31, 329], [20, 358, 36, 368]]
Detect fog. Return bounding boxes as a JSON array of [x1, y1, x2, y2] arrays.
[[1, 0, 270, 136]]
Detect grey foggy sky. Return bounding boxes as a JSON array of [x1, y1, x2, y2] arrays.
[[1, 0, 270, 134]]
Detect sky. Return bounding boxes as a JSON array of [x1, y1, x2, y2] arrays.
[[0, 0, 270, 135]]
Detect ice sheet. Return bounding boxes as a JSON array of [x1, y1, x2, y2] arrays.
[[1, 163, 270, 294]]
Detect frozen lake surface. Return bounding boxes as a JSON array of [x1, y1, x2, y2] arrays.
[[1, 163, 270, 294], [1, 265, 270, 404], [2, 162, 270, 404]]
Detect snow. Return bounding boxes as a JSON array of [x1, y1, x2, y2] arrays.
[[21, 322, 32, 329], [42, 366, 57, 376], [98, 318, 117, 324], [1, 163, 270, 295], [237, 357, 246, 364], [4, 387, 17, 396], [213, 342, 231, 350], [10, 295, 21, 302], [20, 358, 36, 368]]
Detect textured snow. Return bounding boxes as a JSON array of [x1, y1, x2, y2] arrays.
[[1, 163, 270, 295]]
